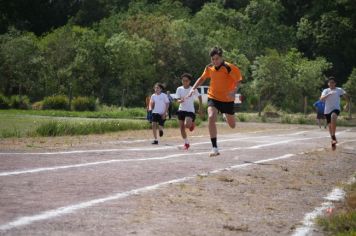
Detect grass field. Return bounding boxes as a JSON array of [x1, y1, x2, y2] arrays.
[[0, 109, 355, 138]]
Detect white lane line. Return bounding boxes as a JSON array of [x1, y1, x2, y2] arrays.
[[0, 136, 315, 177], [292, 176, 356, 236], [0, 130, 311, 156], [0, 153, 296, 231], [0, 132, 352, 177]]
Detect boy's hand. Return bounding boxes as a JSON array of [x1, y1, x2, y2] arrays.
[[178, 98, 185, 103], [187, 90, 195, 98], [161, 113, 166, 120]]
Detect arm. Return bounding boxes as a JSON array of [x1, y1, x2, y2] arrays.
[[320, 90, 334, 101], [188, 77, 206, 97], [198, 95, 204, 117], [149, 98, 154, 111], [343, 93, 350, 110]]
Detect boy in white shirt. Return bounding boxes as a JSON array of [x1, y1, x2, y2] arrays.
[[176, 73, 203, 150], [149, 83, 170, 145], [320, 77, 349, 149]]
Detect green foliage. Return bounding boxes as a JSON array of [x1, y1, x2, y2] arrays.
[[42, 95, 69, 110], [72, 97, 96, 111], [0, 0, 355, 111], [0, 94, 10, 109], [9, 95, 30, 109], [344, 68, 356, 100]]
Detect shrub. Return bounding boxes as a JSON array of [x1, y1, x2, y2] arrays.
[[237, 113, 247, 122], [263, 103, 280, 117], [31, 101, 43, 110], [9, 95, 30, 109], [72, 96, 96, 111], [42, 95, 69, 110], [0, 94, 10, 109]]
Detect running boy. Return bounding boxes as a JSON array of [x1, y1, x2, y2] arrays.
[[188, 47, 243, 156], [320, 77, 349, 149], [149, 83, 170, 145], [176, 73, 203, 150]]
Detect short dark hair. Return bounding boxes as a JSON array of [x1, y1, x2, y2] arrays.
[[180, 73, 193, 81], [328, 76, 336, 83], [154, 83, 165, 90], [210, 47, 223, 57]]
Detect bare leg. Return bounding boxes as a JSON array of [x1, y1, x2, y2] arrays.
[[330, 113, 337, 138], [152, 122, 158, 140], [179, 120, 187, 139], [224, 114, 236, 128], [208, 106, 218, 139], [185, 117, 193, 129]]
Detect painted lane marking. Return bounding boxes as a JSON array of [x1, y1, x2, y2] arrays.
[[0, 154, 296, 231]]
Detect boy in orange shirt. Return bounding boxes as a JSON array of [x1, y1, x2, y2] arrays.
[[189, 47, 243, 156]]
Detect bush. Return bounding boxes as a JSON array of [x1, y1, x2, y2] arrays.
[[0, 94, 10, 109], [31, 101, 43, 110], [9, 95, 30, 109], [237, 113, 247, 122], [72, 96, 96, 111], [263, 103, 280, 117], [42, 95, 69, 110]]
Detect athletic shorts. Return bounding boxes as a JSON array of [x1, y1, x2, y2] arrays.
[[151, 113, 166, 126], [325, 109, 340, 124], [177, 111, 196, 122], [207, 98, 234, 115], [316, 113, 325, 119]]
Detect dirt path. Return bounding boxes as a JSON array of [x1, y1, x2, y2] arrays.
[[0, 123, 355, 235]]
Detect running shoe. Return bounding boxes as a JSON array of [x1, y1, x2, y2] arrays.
[[209, 147, 220, 157], [152, 140, 158, 145], [183, 143, 190, 150], [159, 130, 164, 137]]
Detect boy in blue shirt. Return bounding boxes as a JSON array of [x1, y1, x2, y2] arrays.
[[313, 100, 326, 129]]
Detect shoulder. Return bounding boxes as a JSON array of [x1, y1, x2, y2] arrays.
[[205, 63, 214, 70]]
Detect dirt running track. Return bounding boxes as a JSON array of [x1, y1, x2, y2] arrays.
[[0, 123, 355, 236]]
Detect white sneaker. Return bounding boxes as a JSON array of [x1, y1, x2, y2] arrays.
[[209, 147, 220, 157]]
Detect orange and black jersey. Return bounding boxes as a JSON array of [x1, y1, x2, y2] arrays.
[[200, 61, 242, 102]]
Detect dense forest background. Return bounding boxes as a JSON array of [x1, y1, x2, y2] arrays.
[[0, 0, 355, 112]]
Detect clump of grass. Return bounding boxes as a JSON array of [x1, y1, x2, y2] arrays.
[[237, 113, 247, 122], [281, 114, 293, 124], [35, 120, 151, 136], [0, 128, 22, 138], [317, 182, 356, 236], [35, 119, 180, 137]]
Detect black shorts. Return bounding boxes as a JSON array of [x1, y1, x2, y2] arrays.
[[208, 98, 235, 115], [325, 110, 340, 124], [317, 113, 325, 119], [151, 113, 166, 126], [177, 111, 196, 122]]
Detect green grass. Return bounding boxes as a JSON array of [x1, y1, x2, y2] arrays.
[[317, 182, 356, 236], [0, 107, 147, 119]]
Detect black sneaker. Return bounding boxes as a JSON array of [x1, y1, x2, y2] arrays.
[[159, 130, 164, 137], [151, 140, 158, 145]]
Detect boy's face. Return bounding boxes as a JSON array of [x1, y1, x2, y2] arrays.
[[328, 80, 336, 89], [154, 86, 162, 93], [211, 54, 223, 67], [181, 77, 191, 87]]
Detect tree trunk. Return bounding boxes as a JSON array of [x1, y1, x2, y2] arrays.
[[304, 96, 308, 117], [258, 96, 261, 117], [349, 98, 352, 119]]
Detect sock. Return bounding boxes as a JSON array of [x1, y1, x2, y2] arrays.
[[211, 137, 217, 148], [331, 135, 336, 141], [184, 138, 189, 144]]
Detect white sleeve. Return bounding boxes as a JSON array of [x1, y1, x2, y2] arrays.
[[164, 94, 169, 103], [321, 89, 328, 96], [176, 88, 181, 99]]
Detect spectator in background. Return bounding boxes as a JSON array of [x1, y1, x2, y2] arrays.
[[313, 100, 326, 129]]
